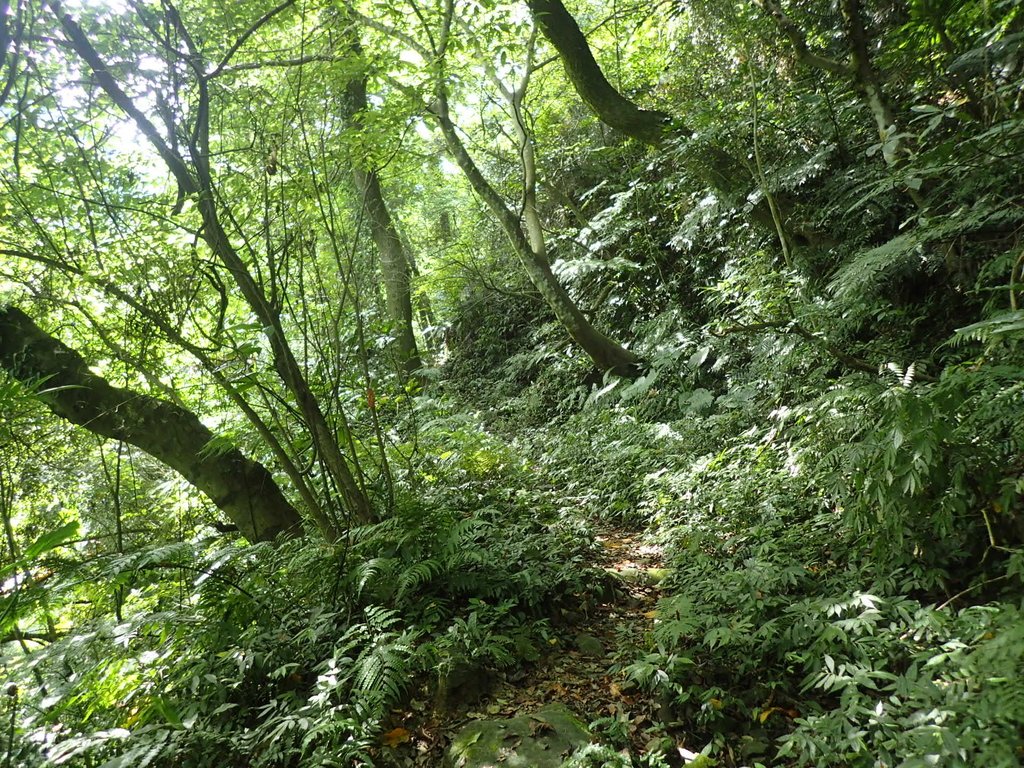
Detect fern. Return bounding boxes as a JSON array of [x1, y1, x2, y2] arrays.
[[442, 517, 492, 555], [951, 310, 1024, 346], [353, 630, 416, 705], [93, 734, 170, 768], [397, 559, 442, 599], [829, 233, 923, 303], [350, 557, 399, 598], [362, 605, 403, 633]]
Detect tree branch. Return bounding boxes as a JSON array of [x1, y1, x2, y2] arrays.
[[757, 0, 850, 76], [210, 0, 301, 78], [45, 0, 198, 199], [0, 305, 303, 541], [525, 0, 671, 144]]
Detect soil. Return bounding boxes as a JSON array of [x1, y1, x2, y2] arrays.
[[373, 528, 686, 767]]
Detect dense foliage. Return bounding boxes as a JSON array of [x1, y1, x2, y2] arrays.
[[2, 0, 1023, 765]]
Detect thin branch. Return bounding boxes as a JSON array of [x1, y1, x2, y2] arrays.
[[757, 0, 850, 76], [214, 54, 346, 77], [747, 61, 791, 267], [0, 0, 26, 109], [350, 9, 431, 59], [45, 0, 197, 197], [935, 573, 1011, 612], [210, 0, 301, 78]]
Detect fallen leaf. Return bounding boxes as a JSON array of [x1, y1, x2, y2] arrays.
[[382, 727, 412, 748], [758, 706, 798, 722]]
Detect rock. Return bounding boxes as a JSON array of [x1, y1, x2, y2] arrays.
[[436, 659, 496, 711], [574, 633, 606, 658], [445, 703, 592, 768]]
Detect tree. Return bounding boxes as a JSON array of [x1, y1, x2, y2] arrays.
[[0, 306, 301, 542], [364, 0, 642, 375], [524, 0, 671, 145], [338, 21, 423, 380], [42, 0, 374, 533], [524, 0, 827, 246]]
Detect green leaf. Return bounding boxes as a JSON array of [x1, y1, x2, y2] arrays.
[[22, 521, 79, 561]]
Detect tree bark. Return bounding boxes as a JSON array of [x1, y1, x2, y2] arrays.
[[341, 67, 423, 380], [525, 0, 670, 145], [0, 306, 302, 542], [432, 90, 642, 376]]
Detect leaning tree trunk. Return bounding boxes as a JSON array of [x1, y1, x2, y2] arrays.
[[525, 0, 829, 247], [524, 0, 670, 144], [432, 88, 641, 376], [0, 306, 302, 542]]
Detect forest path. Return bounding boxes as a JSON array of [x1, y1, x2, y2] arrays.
[[401, 528, 676, 766]]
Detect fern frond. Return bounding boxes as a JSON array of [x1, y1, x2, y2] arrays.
[[829, 233, 922, 303], [350, 558, 399, 598], [397, 560, 442, 599], [950, 311, 1024, 347], [362, 605, 403, 633], [443, 518, 492, 556], [353, 630, 416, 705], [349, 517, 404, 548], [94, 731, 169, 768]]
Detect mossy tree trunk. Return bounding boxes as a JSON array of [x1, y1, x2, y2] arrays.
[[524, 0, 671, 145], [526, 0, 830, 248], [340, 61, 423, 380], [0, 306, 302, 542]]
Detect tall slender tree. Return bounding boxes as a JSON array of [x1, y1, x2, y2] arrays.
[[337, 18, 423, 380]]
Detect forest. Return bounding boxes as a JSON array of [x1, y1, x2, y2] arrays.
[[1, 0, 1023, 765]]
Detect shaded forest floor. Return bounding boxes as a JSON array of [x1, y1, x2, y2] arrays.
[[383, 528, 676, 766]]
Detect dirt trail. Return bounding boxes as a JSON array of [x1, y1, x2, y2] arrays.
[[484, 529, 668, 741], [397, 529, 672, 765]]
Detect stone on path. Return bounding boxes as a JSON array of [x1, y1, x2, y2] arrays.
[[445, 703, 592, 768], [574, 633, 606, 658]]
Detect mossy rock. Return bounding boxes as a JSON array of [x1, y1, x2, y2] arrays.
[[445, 703, 592, 768], [436, 659, 497, 711], [574, 633, 606, 658]]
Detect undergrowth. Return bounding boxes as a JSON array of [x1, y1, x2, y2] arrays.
[[3, 416, 602, 767]]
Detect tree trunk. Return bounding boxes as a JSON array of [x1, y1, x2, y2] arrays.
[[526, 0, 830, 247], [525, 0, 670, 145], [339, 28, 422, 381], [839, 0, 903, 166], [0, 306, 302, 542], [196, 197, 374, 529], [353, 168, 422, 379], [433, 92, 642, 376]]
